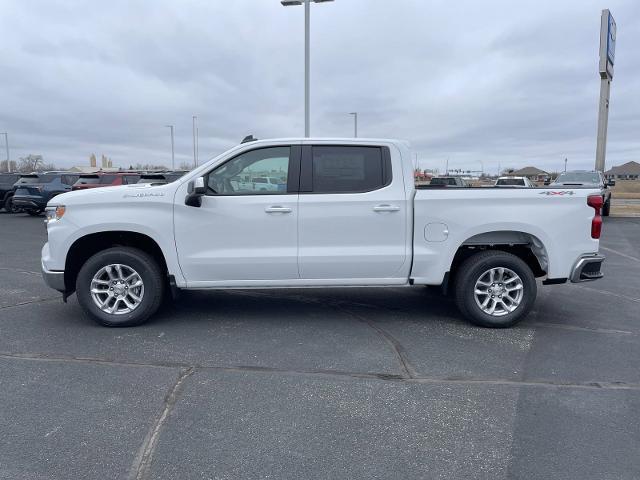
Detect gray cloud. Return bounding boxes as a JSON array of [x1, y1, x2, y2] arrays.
[[0, 0, 638, 174]]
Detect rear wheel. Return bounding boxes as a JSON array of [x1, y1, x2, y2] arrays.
[[76, 247, 164, 327], [602, 198, 611, 217], [454, 251, 537, 328]]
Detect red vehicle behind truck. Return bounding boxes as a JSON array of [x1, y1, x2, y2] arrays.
[[72, 173, 141, 191]]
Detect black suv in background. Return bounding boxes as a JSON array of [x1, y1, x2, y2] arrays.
[[0, 173, 22, 212], [12, 173, 79, 215]]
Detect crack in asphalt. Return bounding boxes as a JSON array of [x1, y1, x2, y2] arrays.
[[224, 289, 419, 378], [0, 296, 59, 310], [129, 366, 195, 480], [0, 266, 41, 276], [2, 351, 639, 392]]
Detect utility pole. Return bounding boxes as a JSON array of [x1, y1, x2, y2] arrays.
[[165, 125, 175, 169], [564, 158, 568, 173], [0, 133, 9, 173], [595, 9, 616, 172], [349, 112, 358, 137]]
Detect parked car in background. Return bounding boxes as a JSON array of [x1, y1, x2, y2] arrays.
[[136, 171, 188, 185], [12, 173, 79, 215], [72, 173, 141, 191], [429, 176, 471, 187], [0, 173, 22, 212], [495, 176, 535, 187], [252, 176, 283, 191], [551, 171, 613, 216]]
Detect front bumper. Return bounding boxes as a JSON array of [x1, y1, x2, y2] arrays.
[[570, 254, 605, 283], [41, 259, 66, 293], [13, 196, 47, 210]]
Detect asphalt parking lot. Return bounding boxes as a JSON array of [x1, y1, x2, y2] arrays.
[[1, 213, 639, 479]]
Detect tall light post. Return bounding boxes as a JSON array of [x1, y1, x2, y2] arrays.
[[165, 125, 175, 169], [192, 116, 199, 168], [281, 0, 334, 137], [564, 157, 568, 173], [349, 112, 358, 138], [0, 133, 9, 173]]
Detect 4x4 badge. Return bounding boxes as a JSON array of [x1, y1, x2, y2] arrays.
[[539, 191, 575, 196]]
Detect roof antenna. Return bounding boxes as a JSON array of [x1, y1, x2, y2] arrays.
[[241, 135, 258, 144]]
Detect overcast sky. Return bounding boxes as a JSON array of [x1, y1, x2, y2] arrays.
[[1, 0, 638, 174]]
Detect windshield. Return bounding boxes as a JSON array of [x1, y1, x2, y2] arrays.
[[74, 175, 118, 185], [555, 173, 600, 184], [496, 178, 525, 186], [15, 174, 55, 185], [430, 177, 456, 186]]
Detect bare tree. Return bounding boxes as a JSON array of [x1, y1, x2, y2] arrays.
[[17, 154, 44, 173], [178, 162, 193, 171]]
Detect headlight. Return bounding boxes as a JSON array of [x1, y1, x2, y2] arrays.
[[45, 205, 66, 223]]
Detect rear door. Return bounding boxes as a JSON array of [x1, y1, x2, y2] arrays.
[[297, 144, 408, 282]]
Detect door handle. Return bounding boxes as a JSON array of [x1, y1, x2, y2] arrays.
[[373, 204, 400, 212], [265, 206, 292, 214]]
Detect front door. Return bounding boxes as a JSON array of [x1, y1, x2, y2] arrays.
[[174, 145, 300, 286]]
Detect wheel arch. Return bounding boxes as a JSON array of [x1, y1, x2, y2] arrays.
[[450, 230, 549, 282], [64, 231, 169, 293]]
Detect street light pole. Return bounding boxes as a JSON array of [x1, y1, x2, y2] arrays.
[[349, 112, 358, 137], [281, 0, 334, 137], [564, 158, 568, 173], [192, 116, 199, 168], [0, 133, 9, 173], [165, 125, 175, 169]]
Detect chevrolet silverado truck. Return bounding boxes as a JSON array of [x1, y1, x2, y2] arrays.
[[41, 138, 605, 328]]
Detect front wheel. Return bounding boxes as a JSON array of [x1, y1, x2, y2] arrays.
[[76, 247, 164, 327], [4, 196, 19, 213], [602, 198, 611, 217], [454, 251, 537, 328]]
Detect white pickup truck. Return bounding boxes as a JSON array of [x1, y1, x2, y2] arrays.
[[42, 138, 605, 328]]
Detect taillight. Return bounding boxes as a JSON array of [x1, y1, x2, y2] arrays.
[[587, 194, 603, 239]]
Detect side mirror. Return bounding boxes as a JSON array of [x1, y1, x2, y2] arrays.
[[607, 179, 616, 187], [185, 176, 206, 207]]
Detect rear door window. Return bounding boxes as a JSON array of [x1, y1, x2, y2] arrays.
[[308, 146, 389, 194]]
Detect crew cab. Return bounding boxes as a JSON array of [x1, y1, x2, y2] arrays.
[[41, 138, 605, 328], [551, 170, 614, 216]]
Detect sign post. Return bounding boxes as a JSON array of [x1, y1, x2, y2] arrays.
[[595, 9, 616, 173]]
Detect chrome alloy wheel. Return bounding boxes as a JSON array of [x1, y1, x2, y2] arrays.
[[473, 267, 524, 317], [90, 264, 144, 315]]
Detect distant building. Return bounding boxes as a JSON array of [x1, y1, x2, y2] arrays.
[[506, 166, 549, 183], [605, 161, 640, 180]]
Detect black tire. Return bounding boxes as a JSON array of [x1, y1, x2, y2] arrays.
[[602, 198, 611, 217], [4, 195, 18, 213], [454, 250, 537, 328], [76, 247, 164, 327]]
